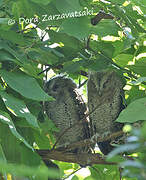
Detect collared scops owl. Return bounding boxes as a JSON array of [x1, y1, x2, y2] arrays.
[[87, 70, 125, 155], [44, 76, 90, 153]]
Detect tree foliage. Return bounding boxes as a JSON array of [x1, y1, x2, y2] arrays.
[[0, 0, 146, 179]]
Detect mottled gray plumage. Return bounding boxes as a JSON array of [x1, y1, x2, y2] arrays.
[[44, 76, 89, 153], [87, 70, 124, 154]]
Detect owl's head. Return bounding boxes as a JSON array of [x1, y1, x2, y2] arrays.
[[88, 70, 123, 95], [44, 75, 77, 98]]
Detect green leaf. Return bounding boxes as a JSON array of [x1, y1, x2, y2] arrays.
[[0, 0, 3, 6], [53, 0, 81, 13], [0, 83, 4, 91], [116, 97, 146, 123], [114, 54, 133, 67], [91, 41, 115, 58], [114, 5, 138, 37], [0, 49, 16, 62], [32, 47, 59, 65], [110, 0, 125, 3], [0, 110, 33, 150], [0, 18, 9, 25], [141, 122, 146, 138], [107, 144, 140, 159], [12, 0, 35, 20], [127, 57, 146, 76], [0, 40, 27, 65], [60, 16, 91, 39], [19, 144, 41, 166], [48, 30, 84, 52], [0, 30, 31, 46], [21, 63, 44, 79], [0, 161, 59, 179], [88, 164, 120, 180], [0, 91, 39, 129], [126, 86, 146, 105], [106, 155, 125, 163], [130, 77, 146, 85], [88, 58, 111, 71], [0, 144, 6, 163], [0, 123, 23, 163], [112, 41, 124, 57], [31, 0, 52, 5], [0, 70, 53, 101], [63, 61, 82, 73], [92, 19, 120, 37], [71, 175, 79, 180], [33, 130, 52, 149], [61, 18, 120, 39], [120, 160, 144, 168], [41, 114, 59, 133]]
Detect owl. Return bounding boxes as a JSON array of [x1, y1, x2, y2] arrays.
[[44, 75, 90, 153], [87, 70, 125, 155]]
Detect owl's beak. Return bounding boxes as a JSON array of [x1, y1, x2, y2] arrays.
[[98, 90, 102, 96], [95, 84, 102, 96]]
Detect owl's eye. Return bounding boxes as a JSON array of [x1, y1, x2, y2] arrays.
[[103, 79, 110, 89], [52, 84, 59, 91]]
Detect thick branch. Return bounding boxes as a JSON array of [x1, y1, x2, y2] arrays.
[[36, 150, 116, 166], [36, 131, 123, 166]]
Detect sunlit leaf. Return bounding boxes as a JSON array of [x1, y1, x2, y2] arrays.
[[0, 110, 33, 150], [130, 77, 146, 85], [127, 57, 146, 76], [0, 91, 39, 129], [114, 54, 133, 67], [116, 97, 146, 123]]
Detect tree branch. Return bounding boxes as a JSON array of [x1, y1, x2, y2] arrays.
[[36, 130, 123, 166], [55, 130, 124, 152], [91, 10, 114, 26], [36, 150, 116, 167]]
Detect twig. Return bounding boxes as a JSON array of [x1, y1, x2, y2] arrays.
[[119, 167, 123, 180], [62, 167, 82, 180], [38, 67, 50, 76], [37, 64, 88, 77], [17, 27, 36, 33], [78, 79, 88, 89], [91, 10, 114, 25]]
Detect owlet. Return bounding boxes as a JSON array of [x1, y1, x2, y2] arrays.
[[87, 70, 124, 154], [44, 75, 90, 153]]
